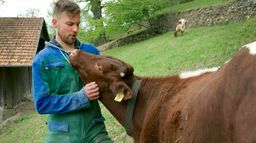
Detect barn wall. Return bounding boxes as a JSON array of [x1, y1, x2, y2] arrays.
[[0, 68, 4, 107], [0, 67, 32, 109], [0, 67, 32, 121]]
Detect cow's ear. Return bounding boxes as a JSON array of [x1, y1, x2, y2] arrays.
[[112, 82, 133, 102], [95, 63, 104, 73]]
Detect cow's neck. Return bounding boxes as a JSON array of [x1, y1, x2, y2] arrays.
[[98, 78, 149, 137], [99, 89, 128, 126], [132, 76, 181, 137], [99, 76, 181, 139]]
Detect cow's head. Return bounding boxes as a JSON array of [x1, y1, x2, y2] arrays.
[[69, 49, 135, 101]]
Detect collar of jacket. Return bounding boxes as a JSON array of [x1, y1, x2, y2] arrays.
[[49, 36, 82, 50], [45, 36, 83, 63]]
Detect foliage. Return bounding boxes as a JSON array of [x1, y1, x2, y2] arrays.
[[75, 0, 107, 45], [78, 13, 106, 43], [78, 0, 176, 43], [79, 0, 234, 43], [104, 0, 171, 34]]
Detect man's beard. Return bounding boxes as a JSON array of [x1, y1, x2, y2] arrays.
[[58, 32, 76, 45]]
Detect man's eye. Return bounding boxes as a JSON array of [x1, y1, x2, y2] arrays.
[[67, 23, 73, 26]]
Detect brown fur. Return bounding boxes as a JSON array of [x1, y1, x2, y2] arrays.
[[69, 46, 256, 143]]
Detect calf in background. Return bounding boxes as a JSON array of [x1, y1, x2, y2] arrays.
[[174, 18, 187, 37]]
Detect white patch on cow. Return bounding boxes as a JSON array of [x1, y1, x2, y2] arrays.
[[244, 41, 256, 55], [179, 67, 219, 79]]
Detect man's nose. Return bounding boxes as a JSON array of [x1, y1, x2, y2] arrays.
[[72, 25, 79, 32]]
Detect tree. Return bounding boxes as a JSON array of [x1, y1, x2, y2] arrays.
[[76, 0, 106, 45], [17, 8, 40, 17], [87, 0, 106, 45], [104, 0, 171, 34], [77, 0, 174, 44]]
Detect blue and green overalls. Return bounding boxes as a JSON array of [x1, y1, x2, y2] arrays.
[[32, 38, 113, 143]]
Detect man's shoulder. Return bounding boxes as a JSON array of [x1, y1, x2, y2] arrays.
[[32, 46, 57, 64], [80, 42, 100, 55]]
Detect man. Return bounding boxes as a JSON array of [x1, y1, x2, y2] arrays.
[[32, 0, 113, 142]]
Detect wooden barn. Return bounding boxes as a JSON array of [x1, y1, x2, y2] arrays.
[[0, 17, 49, 121]]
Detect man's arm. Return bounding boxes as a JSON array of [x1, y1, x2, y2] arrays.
[[32, 60, 90, 114]]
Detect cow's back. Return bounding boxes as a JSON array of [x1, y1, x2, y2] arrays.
[[158, 46, 256, 143]]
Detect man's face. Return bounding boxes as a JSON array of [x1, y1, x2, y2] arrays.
[[52, 12, 80, 45]]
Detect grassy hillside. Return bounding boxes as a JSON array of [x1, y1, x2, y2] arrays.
[[1, 9, 256, 143], [158, 0, 233, 15], [104, 18, 256, 77]]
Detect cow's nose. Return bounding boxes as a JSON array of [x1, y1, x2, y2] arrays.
[[70, 49, 79, 57]]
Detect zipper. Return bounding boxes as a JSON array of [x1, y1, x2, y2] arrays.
[[45, 42, 72, 64]]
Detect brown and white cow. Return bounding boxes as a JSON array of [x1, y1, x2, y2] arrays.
[[174, 18, 187, 37], [69, 41, 256, 143]]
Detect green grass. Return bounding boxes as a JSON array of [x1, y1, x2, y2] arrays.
[[1, 17, 256, 143], [104, 18, 256, 76], [158, 0, 234, 15], [0, 113, 47, 143], [0, 104, 125, 143], [100, 104, 126, 142]]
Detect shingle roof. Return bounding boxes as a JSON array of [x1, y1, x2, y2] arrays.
[[0, 17, 49, 66]]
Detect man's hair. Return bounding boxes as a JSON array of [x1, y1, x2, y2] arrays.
[[53, 0, 80, 18]]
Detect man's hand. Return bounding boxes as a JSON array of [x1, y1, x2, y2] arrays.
[[84, 82, 100, 100]]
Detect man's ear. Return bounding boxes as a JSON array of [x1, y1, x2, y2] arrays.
[[52, 18, 57, 28]]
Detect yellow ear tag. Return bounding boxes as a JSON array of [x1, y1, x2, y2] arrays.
[[114, 92, 124, 102]]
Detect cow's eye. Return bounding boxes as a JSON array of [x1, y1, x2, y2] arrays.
[[95, 63, 104, 73]]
